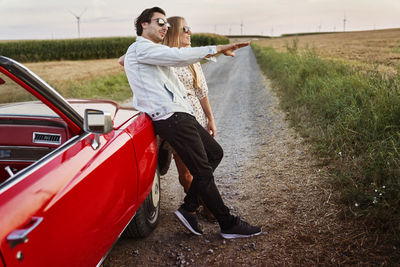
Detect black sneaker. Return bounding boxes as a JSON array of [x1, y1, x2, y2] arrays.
[[174, 207, 203, 236], [221, 216, 261, 239]]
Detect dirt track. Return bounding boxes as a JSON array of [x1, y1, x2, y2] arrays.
[[102, 46, 395, 266]]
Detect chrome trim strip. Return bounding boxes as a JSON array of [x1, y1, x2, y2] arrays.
[[0, 133, 90, 194]]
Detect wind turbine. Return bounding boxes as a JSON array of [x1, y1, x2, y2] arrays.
[[69, 8, 87, 38]]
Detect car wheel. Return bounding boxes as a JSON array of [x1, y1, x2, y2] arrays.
[[124, 168, 161, 238]]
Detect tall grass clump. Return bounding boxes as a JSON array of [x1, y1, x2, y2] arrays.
[[252, 43, 400, 240]]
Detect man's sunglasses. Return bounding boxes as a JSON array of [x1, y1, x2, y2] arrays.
[[152, 18, 170, 28], [183, 26, 191, 33]]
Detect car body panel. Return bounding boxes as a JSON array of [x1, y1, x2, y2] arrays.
[[125, 114, 158, 205]]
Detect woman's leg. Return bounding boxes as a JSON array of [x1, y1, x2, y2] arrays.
[[174, 153, 193, 193], [175, 152, 216, 220]]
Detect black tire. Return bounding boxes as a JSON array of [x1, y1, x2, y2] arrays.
[[123, 168, 161, 238]]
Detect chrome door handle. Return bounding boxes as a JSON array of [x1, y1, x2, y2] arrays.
[[7, 217, 43, 248]]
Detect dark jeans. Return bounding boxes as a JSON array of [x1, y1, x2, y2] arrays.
[[153, 112, 234, 229]]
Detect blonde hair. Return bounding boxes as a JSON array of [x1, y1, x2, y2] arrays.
[[163, 16, 199, 89]]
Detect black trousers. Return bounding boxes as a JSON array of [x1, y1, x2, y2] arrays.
[[153, 112, 234, 229]]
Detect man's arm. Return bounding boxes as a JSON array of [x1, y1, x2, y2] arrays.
[[135, 43, 216, 67], [133, 41, 250, 67]]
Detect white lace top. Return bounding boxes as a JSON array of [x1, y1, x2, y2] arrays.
[[173, 62, 208, 128]]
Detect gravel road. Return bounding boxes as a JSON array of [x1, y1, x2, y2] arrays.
[[103, 46, 390, 266]]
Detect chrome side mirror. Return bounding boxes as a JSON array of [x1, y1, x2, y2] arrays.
[[84, 109, 113, 149], [84, 109, 113, 134]]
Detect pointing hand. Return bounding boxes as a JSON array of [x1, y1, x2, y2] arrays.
[[217, 41, 250, 57]]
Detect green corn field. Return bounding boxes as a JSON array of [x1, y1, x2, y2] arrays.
[[0, 34, 229, 62]]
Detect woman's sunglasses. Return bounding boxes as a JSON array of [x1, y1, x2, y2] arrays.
[[183, 26, 191, 33], [152, 18, 170, 28]]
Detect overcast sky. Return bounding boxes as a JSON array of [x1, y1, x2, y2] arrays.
[[1, 0, 399, 40]]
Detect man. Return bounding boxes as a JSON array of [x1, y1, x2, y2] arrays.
[[124, 6, 261, 239]]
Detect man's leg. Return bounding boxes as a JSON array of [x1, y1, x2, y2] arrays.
[[153, 113, 233, 229], [153, 113, 262, 238], [183, 119, 235, 226]]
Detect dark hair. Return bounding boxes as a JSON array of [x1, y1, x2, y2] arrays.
[[135, 7, 166, 36]]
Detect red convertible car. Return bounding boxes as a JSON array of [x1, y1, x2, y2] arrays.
[[0, 56, 161, 266]]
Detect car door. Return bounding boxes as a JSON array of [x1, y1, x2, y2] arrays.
[[0, 124, 140, 266]]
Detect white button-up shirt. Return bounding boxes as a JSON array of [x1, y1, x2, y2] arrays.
[[124, 36, 217, 120]]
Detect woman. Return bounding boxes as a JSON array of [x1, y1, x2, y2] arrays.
[[162, 17, 217, 199]]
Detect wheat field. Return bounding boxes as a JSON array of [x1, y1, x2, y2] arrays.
[[24, 58, 124, 90], [253, 28, 400, 72]]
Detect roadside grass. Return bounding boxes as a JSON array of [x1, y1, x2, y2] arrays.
[[252, 43, 400, 243], [54, 72, 132, 102]]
